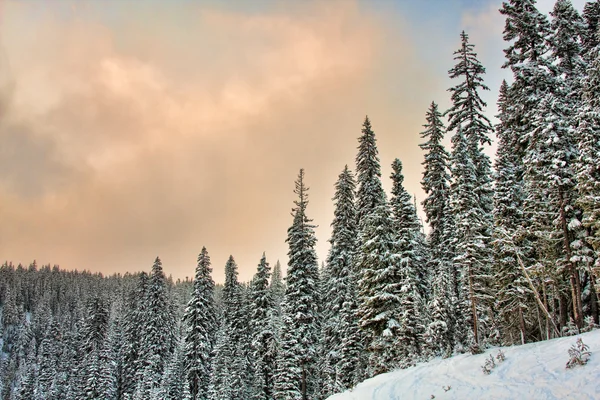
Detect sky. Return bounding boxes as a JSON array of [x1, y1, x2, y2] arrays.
[[0, 0, 589, 283]]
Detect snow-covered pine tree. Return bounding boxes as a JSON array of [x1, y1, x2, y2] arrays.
[[576, 31, 600, 294], [582, 1, 600, 57], [270, 260, 285, 313], [210, 256, 250, 399], [499, 0, 558, 340], [321, 166, 363, 397], [79, 296, 117, 400], [274, 169, 320, 400], [450, 126, 491, 353], [353, 116, 404, 375], [389, 159, 426, 364], [492, 80, 533, 346], [355, 116, 387, 231], [141, 257, 176, 389], [160, 337, 191, 400], [447, 31, 495, 351], [183, 247, 218, 400], [250, 253, 277, 400], [419, 101, 456, 357], [123, 272, 149, 398]]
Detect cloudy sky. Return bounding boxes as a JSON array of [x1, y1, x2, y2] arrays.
[[0, 0, 587, 282]]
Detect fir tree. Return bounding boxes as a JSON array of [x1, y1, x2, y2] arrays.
[[250, 253, 277, 400], [389, 159, 426, 364], [79, 297, 116, 400], [210, 256, 250, 399], [577, 36, 600, 292], [274, 169, 320, 400], [492, 80, 533, 345], [321, 166, 363, 397], [447, 31, 494, 351], [582, 1, 600, 56], [122, 272, 149, 399], [355, 116, 387, 230], [419, 101, 456, 356], [183, 247, 217, 400]]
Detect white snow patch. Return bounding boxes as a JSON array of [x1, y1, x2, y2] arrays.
[[328, 329, 600, 400]]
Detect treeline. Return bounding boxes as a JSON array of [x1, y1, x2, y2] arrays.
[[1, 0, 600, 399]]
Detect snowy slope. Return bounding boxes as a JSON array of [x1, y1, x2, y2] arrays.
[[328, 329, 600, 400]]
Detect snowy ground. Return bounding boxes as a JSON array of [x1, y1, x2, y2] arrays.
[[328, 329, 600, 400]]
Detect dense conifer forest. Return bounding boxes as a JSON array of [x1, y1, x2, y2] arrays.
[[1, 1, 600, 399]]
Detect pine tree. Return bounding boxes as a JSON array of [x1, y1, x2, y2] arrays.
[[250, 253, 277, 400], [161, 338, 191, 400], [321, 166, 363, 397], [356, 197, 402, 374], [500, 0, 560, 340], [79, 297, 116, 400], [419, 102, 456, 356], [183, 247, 217, 400], [389, 159, 425, 364], [143, 257, 176, 382], [582, 1, 600, 56], [450, 127, 492, 352], [355, 116, 387, 231], [210, 256, 250, 399], [274, 169, 320, 400], [122, 272, 149, 399], [447, 31, 495, 351], [576, 35, 600, 293], [353, 116, 404, 375], [493, 80, 533, 345]]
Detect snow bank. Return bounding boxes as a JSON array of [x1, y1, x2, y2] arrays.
[[328, 329, 600, 400]]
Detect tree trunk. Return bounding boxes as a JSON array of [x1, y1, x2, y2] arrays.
[[558, 190, 583, 330]]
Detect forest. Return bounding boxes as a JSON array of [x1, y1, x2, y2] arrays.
[[1, 0, 600, 399]]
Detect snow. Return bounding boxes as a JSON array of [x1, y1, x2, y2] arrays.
[[328, 329, 600, 400]]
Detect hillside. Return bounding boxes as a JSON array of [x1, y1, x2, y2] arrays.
[[328, 329, 600, 400]]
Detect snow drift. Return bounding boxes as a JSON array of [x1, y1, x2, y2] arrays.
[[328, 329, 600, 400]]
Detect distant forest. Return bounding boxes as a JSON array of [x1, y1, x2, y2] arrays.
[[1, 1, 600, 399]]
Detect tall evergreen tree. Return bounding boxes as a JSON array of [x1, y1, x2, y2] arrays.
[[274, 169, 320, 400], [389, 159, 426, 364], [250, 253, 277, 400], [321, 166, 363, 397], [142, 257, 176, 386], [183, 247, 217, 400], [355, 116, 387, 231], [79, 297, 116, 400], [419, 102, 456, 356], [447, 31, 495, 351], [582, 1, 600, 56], [210, 256, 250, 400], [122, 272, 149, 399], [576, 34, 600, 293], [492, 80, 533, 345]]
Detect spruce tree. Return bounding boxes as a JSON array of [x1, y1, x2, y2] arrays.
[[419, 102, 456, 356], [582, 1, 600, 56], [577, 36, 600, 292], [389, 159, 426, 364], [492, 80, 533, 345], [321, 166, 363, 397], [355, 116, 387, 230], [447, 31, 494, 351], [274, 169, 320, 400], [142, 257, 176, 387], [79, 297, 116, 400], [250, 253, 277, 400], [210, 256, 250, 399], [183, 247, 217, 400], [122, 272, 149, 398]]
